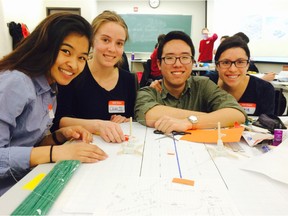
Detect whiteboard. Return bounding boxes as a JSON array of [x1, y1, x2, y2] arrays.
[[121, 14, 192, 52], [208, 0, 288, 61]]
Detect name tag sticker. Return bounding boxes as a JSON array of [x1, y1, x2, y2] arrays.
[[239, 103, 256, 114], [48, 104, 54, 119], [108, 101, 125, 113]]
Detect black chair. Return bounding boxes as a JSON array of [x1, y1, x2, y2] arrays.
[[274, 89, 287, 116], [140, 59, 153, 88]]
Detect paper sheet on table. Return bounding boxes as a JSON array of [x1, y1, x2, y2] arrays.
[[242, 131, 274, 147], [240, 138, 288, 184], [181, 127, 244, 143], [62, 176, 241, 216]]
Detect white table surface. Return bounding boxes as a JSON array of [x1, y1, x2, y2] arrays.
[[1, 122, 288, 215]]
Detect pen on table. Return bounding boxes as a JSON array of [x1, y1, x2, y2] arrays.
[[171, 133, 182, 178], [170, 132, 195, 186]]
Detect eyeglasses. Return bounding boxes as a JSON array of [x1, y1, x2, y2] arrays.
[[161, 56, 193, 65], [216, 60, 249, 69]]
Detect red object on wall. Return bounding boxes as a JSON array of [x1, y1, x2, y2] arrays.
[[21, 23, 30, 38]]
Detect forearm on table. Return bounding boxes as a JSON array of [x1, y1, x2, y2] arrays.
[[30, 146, 51, 167], [59, 117, 101, 134], [145, 105, 206, 127], [194, 108, 246, 129]]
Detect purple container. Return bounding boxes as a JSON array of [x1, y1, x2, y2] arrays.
[[273, 129, 283, 146]]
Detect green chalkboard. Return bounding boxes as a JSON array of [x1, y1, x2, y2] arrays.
[[120, 14, 192, 52]]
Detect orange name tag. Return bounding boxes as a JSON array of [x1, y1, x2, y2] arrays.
[[239, 103, 256, 115], [108, 100, 125, 113]]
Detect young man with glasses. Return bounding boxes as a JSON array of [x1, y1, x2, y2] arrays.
[[134, 31, 246, 133], [213, 35, 275, 116]]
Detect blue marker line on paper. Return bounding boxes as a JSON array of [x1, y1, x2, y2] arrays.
[[262, 145, 270, 153], [172, 134, 182, 178]]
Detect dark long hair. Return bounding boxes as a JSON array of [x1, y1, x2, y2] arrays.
[[0, 12, 92, 77]]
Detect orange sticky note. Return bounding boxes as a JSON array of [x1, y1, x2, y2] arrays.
[[22, 173, 46, 190], [181, 127, 244, 143], [172, 178, 194, 186]]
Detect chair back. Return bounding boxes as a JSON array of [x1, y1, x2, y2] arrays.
[[274, 89, 287, 116], [140, 59, 153, 87]]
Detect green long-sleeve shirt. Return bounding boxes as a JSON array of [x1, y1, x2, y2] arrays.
[[135, 76, 247, 125]]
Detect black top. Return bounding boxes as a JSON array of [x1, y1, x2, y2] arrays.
[[51, 63, 137, 131], [205, 72, 275, 116]]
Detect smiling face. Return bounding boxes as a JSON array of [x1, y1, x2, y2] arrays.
[[49, 33, 89, 85], [92, 22, 126, 68], [216, 47, 249, 88], [158, 39, 193, 92]]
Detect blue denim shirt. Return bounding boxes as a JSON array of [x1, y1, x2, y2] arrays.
[[0, 70, 56, 195]]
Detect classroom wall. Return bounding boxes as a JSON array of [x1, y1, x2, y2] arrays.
[[0, 0, 206, 60], [0, 1, 9, 58], [256, 63, 283, 74], [0, 0, 97, 57], [0, 0, 285, 72]]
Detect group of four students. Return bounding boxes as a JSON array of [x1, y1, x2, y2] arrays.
[[0, 10, 274, 196]]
